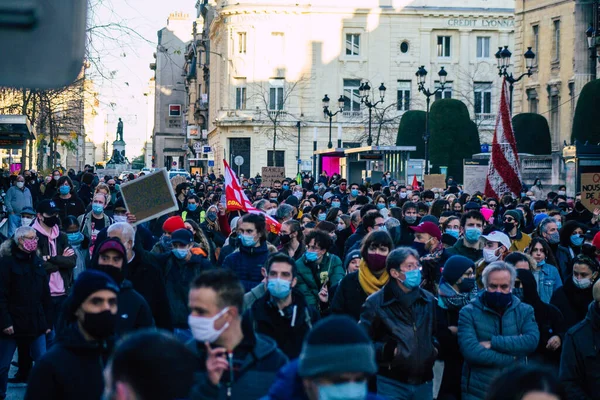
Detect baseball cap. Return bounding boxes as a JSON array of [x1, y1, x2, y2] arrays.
[[37, 199, 59, 215], [410, 221, 442, 240], [97, 239, 126, 257], [481, 231, 511, 250], [171, 229, 194, 245], [20, 206, 36, 216]]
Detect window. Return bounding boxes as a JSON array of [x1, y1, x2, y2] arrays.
[[343, 79, 361, 112], [476, 37, 490, 58], [397, 81, 411, 111], [346, 34, 360, 56], [474, 82, 493, 115], [269, 83, 284, 111], [400, 41, 409, 53], [434, 81, 452, 101], [267, 150, 285, 167], [569, 82, 575, 121], [437, 36, 451, 57], [235, 87, 246, 110], [532, 25, 539, 66], [526, 89, 538, 114], [549, 86, 560, 147], [238, 32, 247, 54], [168, 104, 181, 117], [552, 20, 560, 62]]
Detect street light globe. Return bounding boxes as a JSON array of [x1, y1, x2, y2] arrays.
[[524, 47, 535, 69], [363, 82, 371, 94], [500, 46, 512, 68], [438, 66, 447, 84], [378, 83, 386, 99], [322, 94, 330, 108], [495, 47, 503, 68], [416, 65, 427, 85], [337, 95, 345, 110], [358, 83, 366, 97]]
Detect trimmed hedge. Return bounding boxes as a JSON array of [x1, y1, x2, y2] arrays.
[[512, 113, 552, 154], [396, 110, 426, 159]]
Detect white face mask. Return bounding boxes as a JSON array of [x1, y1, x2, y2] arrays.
[[21, 217, 33, 227], [113, 215, 128, 223], [53, 175, 60, 181], [16, 182, 24, 189], [188, 307, 230, 343], [573, 276, 593, 289], [267, 208, 277, 216], [483, 248, 500, 263]]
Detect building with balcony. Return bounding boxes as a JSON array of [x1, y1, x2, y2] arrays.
[[193, 0, 515, 178], [512, 0, 598, 152]]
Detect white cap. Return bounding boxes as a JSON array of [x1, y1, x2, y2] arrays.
[[481, 231, 511, 250]]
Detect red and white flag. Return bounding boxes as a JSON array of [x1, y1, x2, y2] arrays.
[[223, 159, 281, 234], [485, 78, 522, 198]]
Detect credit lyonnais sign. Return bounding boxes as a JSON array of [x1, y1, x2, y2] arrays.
[[447, 19, 514, 28]]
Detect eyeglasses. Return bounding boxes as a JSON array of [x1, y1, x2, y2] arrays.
[[504, 217, 515, 223], [400, 263, 421, 272], [22, 236, 38, 241], [488, 204, 497, 208]]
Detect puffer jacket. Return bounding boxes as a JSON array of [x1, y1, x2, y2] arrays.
[[458, 293, 540, 400], [359, 281, 438, 385], [295, 252, 344, 308], [222, 241, 272, 292]]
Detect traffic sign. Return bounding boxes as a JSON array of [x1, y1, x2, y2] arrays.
[[234, 156, 244, 166], [208, 160, 214, 167], [192, 142, 202, 151], [203, 146, 212, 153], [172, 161, 177, 166]]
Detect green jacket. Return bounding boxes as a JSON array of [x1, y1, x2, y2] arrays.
[[295, 252, 344, 307], [445, 238, 483, 263]]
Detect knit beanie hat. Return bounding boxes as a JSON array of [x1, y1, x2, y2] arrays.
[[162, 216, 185, 233], [68, 270, 120, 314], [343, 250, 361, 271], [504, 210, 522, 227], [442, 255, 475, 286], [533, 213, 548, 228], [298, 315, 377, 378]]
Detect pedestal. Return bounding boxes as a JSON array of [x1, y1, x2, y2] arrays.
[[113, 140, 126, 158]]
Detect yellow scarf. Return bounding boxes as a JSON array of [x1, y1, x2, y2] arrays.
[[358, 260, 390, 295]]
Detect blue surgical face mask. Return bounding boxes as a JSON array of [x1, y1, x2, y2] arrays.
[[172, 248, 188, 259], [390, 202, 397, 207], [318, 381, 367, 400], [282, 185, 289, 191], [67, 232, 84, 244], [570, 234, 584, 247], [318, 213, 326, 221], [537, 259, 546, 267], [59, 185, 70, 195], [555, 221, 562, 230], [331, 201, 341, 208], [401, 269, 422, 289], [240, 233, 257, 247], [314, 185, 320, 191], [188, 203, 198, 212], [92, 204, 104, 215], [464, 227, 482, 243], [377, 203, 386, 210], [351, 189, 359, 197], [446, 229, 460, 239], [305, 251, 319, 262], [267, 278, 292, 299]]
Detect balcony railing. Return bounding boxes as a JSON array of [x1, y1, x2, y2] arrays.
[[475, 113, 496, 122], [342, 110, 363, 118]]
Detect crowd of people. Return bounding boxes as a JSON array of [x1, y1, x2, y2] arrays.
[[0, 165, 599, 400]]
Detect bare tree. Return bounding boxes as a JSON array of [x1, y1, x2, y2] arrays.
[[452, 64, 500, 131]]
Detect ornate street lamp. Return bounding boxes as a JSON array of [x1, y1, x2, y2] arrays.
[[360, 82, 386, 146], [496, 45, 536, 110], [322, 94, 345, 149]]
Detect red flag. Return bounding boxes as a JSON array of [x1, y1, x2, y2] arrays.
[[485, 78, 522, 198], [223, 160, 281, 234], [411, 175, 419, 190]]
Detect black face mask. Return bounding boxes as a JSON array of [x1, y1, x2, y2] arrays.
[[503, 222, 516, 232], [97, 265, 124, 285], [81, 310, 117, 339], [43, 215, 60, 228], [279, 233, 292, 245]]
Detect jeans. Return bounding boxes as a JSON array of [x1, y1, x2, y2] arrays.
[[7, 213, 20, 239], [377, 375, 433, 400], [173, 328, 192, 343], [46, 295, 67, 349], [0, 335, 46, 397]]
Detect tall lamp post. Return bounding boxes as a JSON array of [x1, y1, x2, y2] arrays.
[[495, 45, 536, 110], [322, 94, 345, 149], [415, 65, 448, 175], [359, 82, 386, 146]]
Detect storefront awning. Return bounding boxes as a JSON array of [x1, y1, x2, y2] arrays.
[[0, 115, 34, 149]]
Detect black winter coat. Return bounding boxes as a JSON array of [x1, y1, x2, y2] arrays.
[[436, 303, 463, 400], [344, 226, 366, 258], [560, 302, 600, 400], [244, 289, 319, 358], [36, 229, 77, 294], [115, 280, 154, 336], [551, 277, 593, 330], [0, 243, 52, 337], [330, 272, 368, 321], [52, 194, 86, 224], [24, 323, 114, 400], [126, 249, 172, 330]]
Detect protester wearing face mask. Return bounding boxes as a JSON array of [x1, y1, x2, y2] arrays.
[[201, 205, 228, 251], [397, 202, 420, 246], [436, 255, 478, 400], [502, 209, 531, 253], [188, 269, 288, 399], [52, 176, 85, 225], [181, 194, 202, 223], [19, 206, 36, 229], [411, 221, 447, 295], [78, 193, 114, 253], [458, 261, 540, 400], [222, 213, 274, 292], [512, 268, 565, 371], [5, 174, 33, 238], [295, 230, 344, 313], [0, 227, 52, 395], [89, 238, 153, 336], [151, 216, 185, 254], [243, 253, 319, 358], [551, 254, 599, 330], [331, 232, 392, 321], [25, 270, 120, 400], [524, 238, 563, 303], [278, 220, 305, 260], [62, 216, 88, 280], [360, 247, 438, 399], [474, 231, 511, 288], [446, 210, 485, 262], [558, 220, 586, 268]]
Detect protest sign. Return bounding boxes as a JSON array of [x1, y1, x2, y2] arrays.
[[581, 172, 600, 212], [424, 174, 446, 190], [463, 159, 489, 194], [119, 169, 178, 225], [261, 167, 285, 187]]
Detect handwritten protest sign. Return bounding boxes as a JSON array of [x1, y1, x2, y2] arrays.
[[581, 172, 600, 212], [119, 169, 178, 225], [261, 167, 285, 187], [424, 174, 446, 190]]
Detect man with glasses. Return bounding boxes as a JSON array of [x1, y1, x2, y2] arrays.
[[360, 247, 438, 400], [502, 210, 531, 252]]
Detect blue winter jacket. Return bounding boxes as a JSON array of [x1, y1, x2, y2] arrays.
[[458, 292, 539, 400], [222, 241, 271, 292]]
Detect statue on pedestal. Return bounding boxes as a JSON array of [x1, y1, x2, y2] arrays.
[[107, 118, 127, 165], [116, 118, 124, 142]]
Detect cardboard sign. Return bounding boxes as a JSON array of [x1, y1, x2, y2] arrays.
[[581, 172, 600, 212], [423, 174, 446, 190], [119, 169, 178, 226], [261, 167, 285, 187], [463, 159, 489, 195]]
